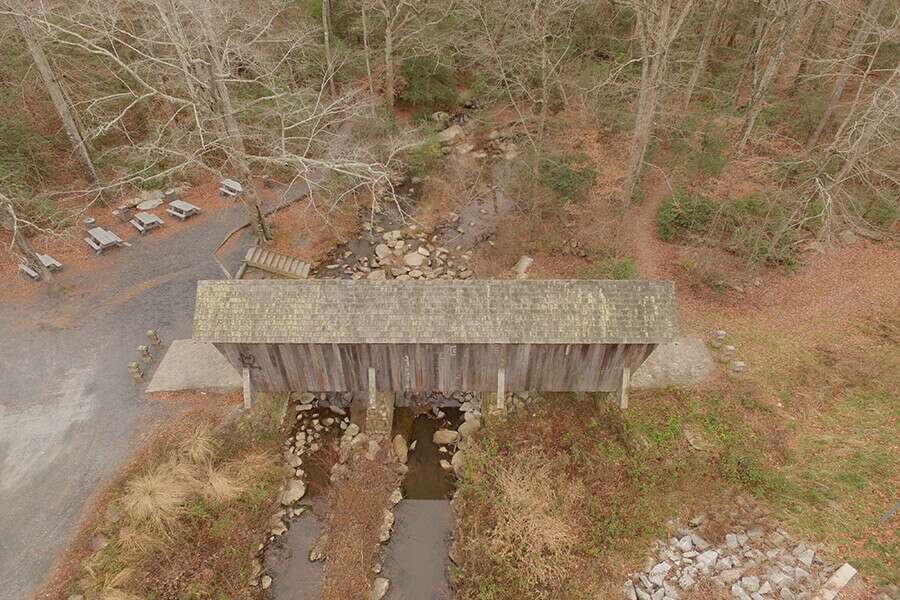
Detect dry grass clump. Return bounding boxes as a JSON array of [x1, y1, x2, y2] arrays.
[[121, 460, 200, 530], [41, 395, 287, 600], [488, 449, 584, 587]]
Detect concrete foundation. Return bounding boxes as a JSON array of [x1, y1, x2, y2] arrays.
[[366, 392, 395, 437]]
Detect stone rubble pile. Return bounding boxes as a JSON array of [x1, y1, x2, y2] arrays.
[[624, 497, 840, 600], [319, 226, 473, 282]]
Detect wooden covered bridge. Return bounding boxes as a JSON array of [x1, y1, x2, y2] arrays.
[[193, 279, 678, 431]]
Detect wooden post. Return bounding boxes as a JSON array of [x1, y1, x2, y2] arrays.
[[617, 367, 631, 409], [243, 367, 253, 409], [496, 366, 506, 412], [367, 367, 377, 409]]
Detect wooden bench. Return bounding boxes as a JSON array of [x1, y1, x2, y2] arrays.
[[19, 263, 40, 280], [37, 254, 62, 271]]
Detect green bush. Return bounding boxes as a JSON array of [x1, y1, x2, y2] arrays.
[[537, 153, 597, 204], [399, 56, 458, 113], [579, 255, 637, 280], [860, 190, 899, 230], [693, 126, 728, 175], [405, 132, 442, 179], [656, 189, 716, 241]]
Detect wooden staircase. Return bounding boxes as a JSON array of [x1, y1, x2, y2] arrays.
[[240, 246, 311, 279]]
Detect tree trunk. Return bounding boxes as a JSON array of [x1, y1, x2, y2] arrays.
[[362, 5, 375, 101], [15, 14, 101, 192], [203, 44, 270, 243], [384, 25, 395, 109], [736, 1, 807, 152], [684, 0, 724, 110], [806, 0, 885, 150], [790, 2, 831, 92], [322, 0, 337, 95]]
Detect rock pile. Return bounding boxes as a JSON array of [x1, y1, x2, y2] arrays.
[[251, 392, 347, 588], [624, 498, 842, 600], [319, 226, 473, 282]]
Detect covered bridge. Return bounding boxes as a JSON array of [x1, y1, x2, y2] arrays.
[[193, 279, 678, 424]]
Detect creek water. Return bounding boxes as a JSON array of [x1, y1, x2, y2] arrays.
[[392, 407, 462, 500]]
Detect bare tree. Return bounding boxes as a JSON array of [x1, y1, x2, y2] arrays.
[[806, 0, 887, 149], [683, 0, 727, 110], [365, 0, 454, 109], [460, 0, 583, 154], [11, 2, 102, 192], [735, 0, 809, 152], [322, 0, 337, 96], [621, 0, 697, 202]]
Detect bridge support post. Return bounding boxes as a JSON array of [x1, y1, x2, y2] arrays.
[[617, 367, 631, 409], [480, 366, 508, 423], [242, 367, 253, 409], [365, 367, 394, 437]]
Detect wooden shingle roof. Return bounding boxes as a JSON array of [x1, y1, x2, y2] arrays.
[[193, 279, 679, 345]]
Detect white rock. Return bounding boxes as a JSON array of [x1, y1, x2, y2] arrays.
[[261, 575, 272, 590], [280, 479, 306, 505], [433, 429, 459, 445], [648, 561, 671, 586], [458, 418, 481, 438], [696, 550, 719, 572], [676, 535, 693, 552], [374, 244, 391, 259], [678, 572, 695, 590], [379, 509, 394, 542], [741, 575, 760, 592], [403, 252, 426, 267], [393, 434, 408, 464], [720, 569, 742, 584], [370, 577, 390, 600], [451, 450, 465, 475], [439, 459, 452, 471]]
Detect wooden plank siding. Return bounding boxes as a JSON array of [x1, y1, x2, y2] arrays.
[[215, 341, 657, 393]]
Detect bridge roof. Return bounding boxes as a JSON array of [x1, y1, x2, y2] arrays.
[[193, 279, 678, 345]]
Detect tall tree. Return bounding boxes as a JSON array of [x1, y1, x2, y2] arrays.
[[13, 6, 102, 192], [806, 0, 886, 149], [683, 0, 727, 110], [735, 0, 809, 152], [622, 0, 696, 202]]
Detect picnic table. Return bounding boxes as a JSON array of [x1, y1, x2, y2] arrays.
[[37, 254, 62, 271], [166, 200, 202, 221], [219, 179, 243, 198], [85, 226, 128, 254], [130, 211, 165, 234], [18, 254, 63, 280]]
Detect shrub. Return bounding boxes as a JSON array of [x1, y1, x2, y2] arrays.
[[406, 131, 443, 179], [579, 255, 637, 280], [399, 55, 458, 113], [860, 190, 899, 230], [127, 157, 169, 190], [537, 153, 597, 204], [693, 126, 728, 175], [656, 189, 716, 241]]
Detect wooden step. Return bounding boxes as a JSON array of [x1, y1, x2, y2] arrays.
[[243, 246, 310, 279]]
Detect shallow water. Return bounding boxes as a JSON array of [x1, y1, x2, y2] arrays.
[[393, 407, 462, 500]]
